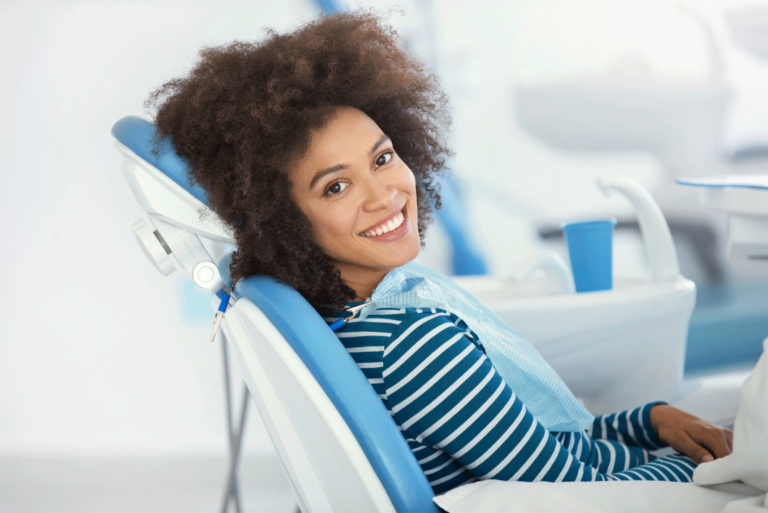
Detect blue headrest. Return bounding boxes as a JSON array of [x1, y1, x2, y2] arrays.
[[217, 254, 439, 513], [112, 116, 210, 206]]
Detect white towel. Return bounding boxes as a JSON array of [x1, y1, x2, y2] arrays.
[[694, 338, 768, 493]]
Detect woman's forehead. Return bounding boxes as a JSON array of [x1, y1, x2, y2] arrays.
[[291, 107, 386, 185], [311, 108, 383, 160]]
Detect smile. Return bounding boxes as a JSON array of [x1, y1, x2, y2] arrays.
[[360, 206, 407, 238]]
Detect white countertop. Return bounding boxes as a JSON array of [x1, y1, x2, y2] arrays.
[[677, 176, 768, 261]]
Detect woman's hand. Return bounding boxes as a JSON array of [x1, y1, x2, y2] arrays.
[[649, 403, 734, 464]]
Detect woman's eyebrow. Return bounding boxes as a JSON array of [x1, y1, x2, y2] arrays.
[[371, 134, 391, 155], [310, 163, 347, 190]]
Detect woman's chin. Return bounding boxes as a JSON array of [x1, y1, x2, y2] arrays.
[[391, 245, 420, 268], [368, 238, 420, 270]]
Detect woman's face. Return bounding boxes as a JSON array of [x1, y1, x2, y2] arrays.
[[289, 107, 421, 283]]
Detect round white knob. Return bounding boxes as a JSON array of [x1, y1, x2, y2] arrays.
[[193, 261, 223, 291], [198, 266, 214, 283]]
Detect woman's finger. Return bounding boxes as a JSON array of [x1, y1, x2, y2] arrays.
[[691, 427, 732, 460], [674, 433, 714, 464]]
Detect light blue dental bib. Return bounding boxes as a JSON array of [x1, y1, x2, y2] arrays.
[[360, 262, 594, 433]]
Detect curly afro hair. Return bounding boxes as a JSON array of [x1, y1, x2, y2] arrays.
[[145, 10, 452, 314]]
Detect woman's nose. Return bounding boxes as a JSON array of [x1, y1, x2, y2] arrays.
[[361, 176, 397, 213]]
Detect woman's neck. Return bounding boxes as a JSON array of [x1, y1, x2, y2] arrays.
[[337, 263, 393, 302]]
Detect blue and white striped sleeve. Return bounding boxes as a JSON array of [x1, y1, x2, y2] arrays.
[[383, 312, 611, 483], [588, 403, 668, 451], [381, 312, 694, 486]]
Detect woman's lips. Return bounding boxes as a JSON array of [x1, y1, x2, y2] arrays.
[[361, 205, 404, 234], [359, 206, 409, 242]]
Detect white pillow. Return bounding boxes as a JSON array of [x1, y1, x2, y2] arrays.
[[694, 338, 768, 492]]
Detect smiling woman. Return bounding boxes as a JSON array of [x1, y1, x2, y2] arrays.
[[145, 11, 451, 315], [144, 8, 734, 498]]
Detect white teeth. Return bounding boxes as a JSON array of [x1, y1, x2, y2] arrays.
[[361, 209, 406, 237]]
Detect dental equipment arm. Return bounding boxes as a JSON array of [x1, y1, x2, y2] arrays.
[[113, 116, 235, 293], [507, 175, 679, 294], [597, 175, 680, 282]]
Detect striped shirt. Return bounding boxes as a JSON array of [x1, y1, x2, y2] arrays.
[[326, 305, 696, 494]]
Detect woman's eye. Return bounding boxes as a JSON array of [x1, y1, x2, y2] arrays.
[[326, 182, 349, 195], [376, 152, 393, 167]]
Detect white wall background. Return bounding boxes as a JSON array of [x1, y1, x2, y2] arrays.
[[2, 0, 767, 463], [0, 0, 321, 458]]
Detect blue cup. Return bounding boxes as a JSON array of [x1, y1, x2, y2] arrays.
[[561, 218, 617, 293]]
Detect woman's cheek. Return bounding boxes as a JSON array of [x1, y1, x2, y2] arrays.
[[319, 203, 356, 244]]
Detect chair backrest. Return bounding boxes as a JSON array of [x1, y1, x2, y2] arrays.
[[113, 115, 439, 512]]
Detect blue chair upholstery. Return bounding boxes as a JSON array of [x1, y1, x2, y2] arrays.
[[112, 116, 209, 205], [113, 115, 439, 512]]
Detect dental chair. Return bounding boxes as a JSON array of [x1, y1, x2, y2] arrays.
[[112, 115, 749, 512], [113, 115, 439, 512]]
